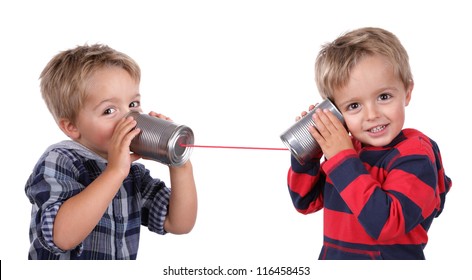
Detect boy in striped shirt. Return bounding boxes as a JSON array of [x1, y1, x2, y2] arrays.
[[287, 27, 451, 259]]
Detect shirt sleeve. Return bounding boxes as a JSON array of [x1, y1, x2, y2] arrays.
[[25, 150, 86, 255], [287, 155, 325, 214], [322, 139, 441, 241], [138, 166, 171, 235]]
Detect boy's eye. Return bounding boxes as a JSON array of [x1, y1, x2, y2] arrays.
[[104, 108, 116, 115], [379, 93, 391, 101], [347, 103, 359, 111], [130, 101, 140, 108]]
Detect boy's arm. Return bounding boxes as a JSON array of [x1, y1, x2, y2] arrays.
[[53, 167, 126, 250], [163, 160, 198, 234], [287, 156, 325, 214]]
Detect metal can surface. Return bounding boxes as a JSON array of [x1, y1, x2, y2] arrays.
[[127, 111, 194, 166], [280, 99, 345, 165]]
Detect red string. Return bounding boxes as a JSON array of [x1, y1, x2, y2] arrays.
[[180, 143, 288, 151]]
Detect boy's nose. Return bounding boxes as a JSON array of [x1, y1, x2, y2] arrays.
[[123, 109, 141, 119], [365, 104, 380, 120], [122, 110, 132, 119]]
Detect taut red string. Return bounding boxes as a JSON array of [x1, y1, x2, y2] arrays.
[[180, 143, 288, 151]]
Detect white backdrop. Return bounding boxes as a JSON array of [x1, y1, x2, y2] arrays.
[[1, 0, 469, 279]]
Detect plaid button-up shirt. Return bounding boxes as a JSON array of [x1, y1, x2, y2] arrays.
[[25, 140, 170, 259]]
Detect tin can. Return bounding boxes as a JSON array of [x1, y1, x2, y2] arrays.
[[126, 111, 194, 166], [280, 99, 345, 165]]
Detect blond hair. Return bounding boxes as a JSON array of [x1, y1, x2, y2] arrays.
[[315, 27, 413, 100], [39, 44, 141, 123]]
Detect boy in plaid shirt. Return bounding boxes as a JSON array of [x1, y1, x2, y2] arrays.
[[26, 44, 197, 259]]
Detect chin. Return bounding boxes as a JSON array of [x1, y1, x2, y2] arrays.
[[372, 138, 394, 147], [359, 135, 391, 147]]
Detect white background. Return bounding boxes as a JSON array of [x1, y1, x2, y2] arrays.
[[1, 0, 470, 279]]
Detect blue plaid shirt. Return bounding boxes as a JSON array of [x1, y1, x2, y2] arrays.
[[25, 140, 170, 260]]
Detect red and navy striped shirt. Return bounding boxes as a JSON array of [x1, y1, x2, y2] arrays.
[[287, 129, 451, 260]]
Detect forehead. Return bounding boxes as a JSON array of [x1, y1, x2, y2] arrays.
[[333, 55, 402, 100], [352, 54, 393, 77], [83, 67, 139, 106], [87, 66, 138, 92]]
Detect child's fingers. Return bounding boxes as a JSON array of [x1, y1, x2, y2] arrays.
[[129, 153, 142, 162], [313, 110, 332, 137], [123, 126, 141, 145], [308, 125, 323, 143], [149, 111, 172, 121], [149, 111, 159, 117], [315, 109, 343, 135], [325, 109, 345, 130], [120, 118, 140, 144], [296, 105, 316, 121], [112, 117, 138, 146]]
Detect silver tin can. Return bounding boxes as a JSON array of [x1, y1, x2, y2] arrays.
[[280, 99, 345, 165], [127, 111, 194, 166]]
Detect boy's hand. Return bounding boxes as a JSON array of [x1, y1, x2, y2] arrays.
[[107, 116, 142, 179], [295, 104, 316, 121], [309, 109, 353, 160], [149, 111, 173, 121]]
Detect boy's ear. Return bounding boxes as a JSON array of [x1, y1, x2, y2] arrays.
[[58, 118, 80, 140], [404, 80, 414, 106]]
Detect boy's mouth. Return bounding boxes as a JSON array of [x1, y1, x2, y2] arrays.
[[367, 125, 387, 133]]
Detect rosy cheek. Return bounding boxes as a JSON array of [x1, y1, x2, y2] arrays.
[[96, 126, 116, 145], [343, 118, 356, 132]]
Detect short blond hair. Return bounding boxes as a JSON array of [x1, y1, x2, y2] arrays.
[[40, 44, 141, 123], [315, 27, 413, 100]]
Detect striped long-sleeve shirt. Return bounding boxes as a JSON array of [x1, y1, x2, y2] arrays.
[[25, 140, 170, 260], [287, 129, 451, 260]]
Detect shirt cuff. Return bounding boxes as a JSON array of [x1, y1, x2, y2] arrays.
[[40, 203, 83, 256], [147, 186, 171, 235]]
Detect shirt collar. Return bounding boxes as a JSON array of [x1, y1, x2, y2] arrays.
[[47, 140, 108, 164]]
